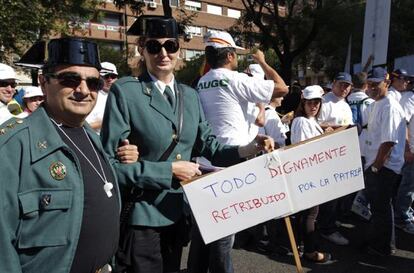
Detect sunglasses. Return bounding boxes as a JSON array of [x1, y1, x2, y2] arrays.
[[103, 73, 118, 80], [46, 72, 104, 91], [145, 39, 180, 55], [0, 80, 17, 88]]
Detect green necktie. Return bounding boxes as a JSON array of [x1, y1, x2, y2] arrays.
[[164, 85, 175, 109]]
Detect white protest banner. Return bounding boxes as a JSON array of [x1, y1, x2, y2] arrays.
[[182, 127, 364, 244], [268, 127, 364, 213]]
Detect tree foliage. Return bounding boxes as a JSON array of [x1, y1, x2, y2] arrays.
[[0, 0, 102, 60], [232, 0, 323, 83], [97, 42, 131, 76], [388, 0, 414, 67], [233, 0, 414, 82], [113, 0, 197, 30]]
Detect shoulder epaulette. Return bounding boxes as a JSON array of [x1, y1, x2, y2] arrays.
[[114, 76, 140, 86], [0, 118, 28, 146]]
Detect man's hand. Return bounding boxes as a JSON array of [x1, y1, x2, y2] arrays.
[[172, 161, 202, 181], [251, 49, 266, 64], [255, 134, 276, 153], [117, 139, 139, 163]]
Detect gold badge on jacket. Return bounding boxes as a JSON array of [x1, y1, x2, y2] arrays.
[[49, 161, 67, 180]]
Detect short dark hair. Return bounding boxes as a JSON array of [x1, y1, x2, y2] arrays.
[[205, 46, 236, 69], [352, 72, 367, 89]]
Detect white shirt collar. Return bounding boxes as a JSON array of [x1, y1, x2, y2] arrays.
[[148, 72, 175, 97]]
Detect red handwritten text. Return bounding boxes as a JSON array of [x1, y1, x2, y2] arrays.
[[268, 145, 347, 178], [211, 192, 287, 223]]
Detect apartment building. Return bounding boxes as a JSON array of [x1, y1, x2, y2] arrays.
[[69, 0, 246, 67]]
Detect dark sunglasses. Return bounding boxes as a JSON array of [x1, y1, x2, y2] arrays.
[[46, 72, 104, 91], [0, 80, 17, 88], [103, 73, 118, 80], [145, 39, 180, 55]]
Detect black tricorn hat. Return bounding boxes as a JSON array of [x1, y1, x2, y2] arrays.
[[15, 38, 102, 70], [127, 15, 180, 38]]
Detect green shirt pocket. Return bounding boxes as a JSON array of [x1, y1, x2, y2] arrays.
[[17, 188, 73, 248]]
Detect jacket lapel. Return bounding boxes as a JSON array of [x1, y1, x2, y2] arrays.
[[28, 107, 68, 163], [139, 73, 178, 128]]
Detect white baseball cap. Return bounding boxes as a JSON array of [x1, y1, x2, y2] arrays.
[[248, 64, 265, 79], [302, 85, 324, 100], [100, 62, 118, 76], [23, 86, 44, 99], [0, 63, 17, 80], [204, 30, 245, 50]]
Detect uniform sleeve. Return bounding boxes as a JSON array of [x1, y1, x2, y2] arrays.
[[101, 82, 174, 191], [191, 95, 241, 167], [0, 144, 23, 273], [233, 73, 274, 104]]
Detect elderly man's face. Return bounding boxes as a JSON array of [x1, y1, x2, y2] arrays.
[[0, 79, 16, 104], [40, 65, 101, 126], [332, 81, 352, 99]]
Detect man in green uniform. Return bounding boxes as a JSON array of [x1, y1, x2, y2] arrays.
[[101, 15, 274, 273], [0, 38, 138, 273]]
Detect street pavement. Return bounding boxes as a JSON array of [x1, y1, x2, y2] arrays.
[[181, 214, 414, 273]]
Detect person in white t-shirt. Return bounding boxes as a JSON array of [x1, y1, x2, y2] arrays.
[[245, 64, 267, 142], [189, 30, 288, 273], [0, 63, 19, 125], [388, 69, 410, 103], [86, 62, 118, 133], [363, 67, 406, 256], [17, 86, 45, 118], [196, 32, 288, 146], [347, 72, 374, 158], [318, 72, 354, 128], [394, 89, 414, 234], [290, 85, 332, 263], [259, 96, 288, 147], [317, 72, 353, 246]]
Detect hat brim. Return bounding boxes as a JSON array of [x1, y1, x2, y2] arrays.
[[205, 43, 245, 50], [367, 78, 384, 83], [303, 96, 322, 100], [336, 79, 352, 85]]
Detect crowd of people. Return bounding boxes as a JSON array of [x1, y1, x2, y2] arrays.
[[0, 14, 413, 273]]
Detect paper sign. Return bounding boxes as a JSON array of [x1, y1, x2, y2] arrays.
[[182, 127, 364, 244]]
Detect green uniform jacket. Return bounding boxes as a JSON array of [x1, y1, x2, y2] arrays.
[[101, 74, 241, 227], [0, 107, 121, 273]]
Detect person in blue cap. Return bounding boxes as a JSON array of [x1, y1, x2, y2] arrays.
[[100, 15, 274, 273], [0, 37, 138, 273], [363, 67, 406, 256], [388, 68, 411, 103], [317, 72, 354, 247]]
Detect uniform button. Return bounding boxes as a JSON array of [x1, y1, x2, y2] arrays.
[[176, 154, 182, 160], [40, 194, 52, 207], [172, 134, 177, 140]]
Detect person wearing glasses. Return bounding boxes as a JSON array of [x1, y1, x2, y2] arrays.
[[0, 37, 139, 273], [100, 16, 275, 273], [86, 62, 118, 134], [0, 63, 23, 124]]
